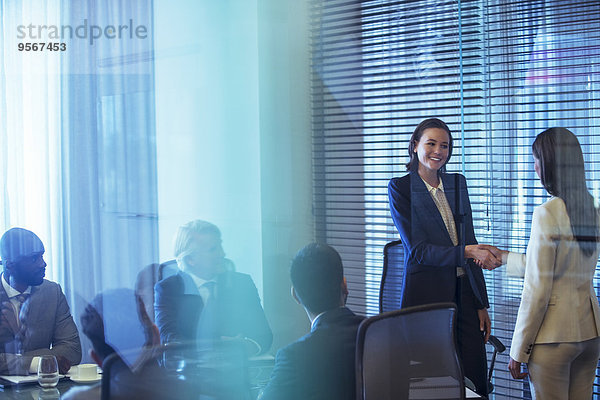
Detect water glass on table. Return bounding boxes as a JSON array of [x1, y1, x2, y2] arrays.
[[38, 355, 59, 388], [37, 388, 60, 400]]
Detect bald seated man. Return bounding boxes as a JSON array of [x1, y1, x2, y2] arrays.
[[0, 227, 81, 374]]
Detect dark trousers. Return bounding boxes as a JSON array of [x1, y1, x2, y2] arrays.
[[455, 275, 488, 398]]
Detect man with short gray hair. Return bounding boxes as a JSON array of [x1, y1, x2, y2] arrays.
[[154, 220, 272, 355]]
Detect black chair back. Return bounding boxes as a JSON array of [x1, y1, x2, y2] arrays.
[[379, 240, 404, 313], [134, 260, 179, 323], [356, 302, 465, 400]]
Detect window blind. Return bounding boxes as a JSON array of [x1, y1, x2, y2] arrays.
[[311, 0, 600, 398]]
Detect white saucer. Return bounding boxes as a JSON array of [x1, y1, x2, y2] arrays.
[[69, 375, 102, 383]]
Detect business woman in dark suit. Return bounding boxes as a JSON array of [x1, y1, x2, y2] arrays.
[[388, 118, 502, 397]]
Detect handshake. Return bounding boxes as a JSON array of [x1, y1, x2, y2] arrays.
[[465, 244, 508, 270]]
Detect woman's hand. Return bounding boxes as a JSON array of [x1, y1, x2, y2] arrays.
[[465, 244, 503, 270], [477, 308, 491, 343], [508, 357, 528, 379]]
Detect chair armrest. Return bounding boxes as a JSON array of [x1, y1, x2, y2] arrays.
[[487, 335, 506, 353]]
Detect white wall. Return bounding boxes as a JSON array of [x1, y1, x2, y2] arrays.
[[257, 0, 314, 351], [154, 0, 264, 290], [154, 0, 313, 352]]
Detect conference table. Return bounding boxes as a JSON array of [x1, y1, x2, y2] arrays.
[[0, 379, 482, 400], [0, 356, 272, 400], [0, 353, 273, 399], [0, 378, 76, 399], [0, 358, 482, 400]]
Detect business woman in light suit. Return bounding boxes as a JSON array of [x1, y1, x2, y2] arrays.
[[388, 118, 502, 397], [495, 128, 600, 399]]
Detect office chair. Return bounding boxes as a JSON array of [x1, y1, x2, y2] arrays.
[[134, 260, 179, 323], [356, 302, 465, 400], [380, 239, 404, 314], [380, 239, 506, 394], [485, 335, 506, 393]]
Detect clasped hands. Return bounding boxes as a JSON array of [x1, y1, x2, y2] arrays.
[[465, 244, 507, 270]]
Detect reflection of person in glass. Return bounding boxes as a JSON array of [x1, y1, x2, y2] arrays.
[[490, 128, 600, 399], [154, 220, 272, 355], [63, 288, 184, 400], [388, 118, 501, 397]]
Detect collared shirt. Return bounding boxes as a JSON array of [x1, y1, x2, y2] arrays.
[[186, 272, 215, 305], [310, 307, 345, 331], [1, 273, 32, 315], [421, 178, 465, 276], [1, 273, 39, 372], [310, 310, 328, 331]]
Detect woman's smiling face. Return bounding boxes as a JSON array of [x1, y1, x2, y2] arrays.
[[414, 127, 450, 175]]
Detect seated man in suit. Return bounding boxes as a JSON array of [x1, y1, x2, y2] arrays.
[[154, 220, 272, 355], [259, 243, 364, 400], [63, 288, 187, 400], [0, 227, 81, 375]]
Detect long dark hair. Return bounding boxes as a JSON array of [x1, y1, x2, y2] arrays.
[[406, 118, 453, 172], [532, 127, 599, 256]]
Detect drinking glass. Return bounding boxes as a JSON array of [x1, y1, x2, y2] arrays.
[[38, 388, 60, 400], [37, 355, 59, 388], [163, 349, 186, 374]]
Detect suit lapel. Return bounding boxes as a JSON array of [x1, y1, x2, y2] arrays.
[[0, 277, 39, 319], [180, 271, 200, 295], [21, 285, 42, 350], [25, 285, 41, 325], [0, 282, 42, 352], [0, 282, 12, 341], [410, 172, 452, 243], [178, 272, 204, 316], [0, 283, 8, 303], [442, 173, 467, 247], [441, 174, 456, 217]]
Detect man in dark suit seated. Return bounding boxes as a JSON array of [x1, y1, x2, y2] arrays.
[[154, 220, 272, 355], [259, 243, 364, 400], [0, 227, 81, 375]]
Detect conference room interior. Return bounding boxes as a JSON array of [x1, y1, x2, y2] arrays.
[[2, 0, 600, 398]]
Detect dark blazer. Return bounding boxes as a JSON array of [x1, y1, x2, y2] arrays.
[[388, 172, 489, 309], [154, 270, 272, 353], [0, 279, 82, 374], [259, 307, 364, 400]]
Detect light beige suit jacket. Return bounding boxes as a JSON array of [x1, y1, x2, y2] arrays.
[[507, 197, 600, 363]]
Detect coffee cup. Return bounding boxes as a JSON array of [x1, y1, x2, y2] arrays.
[[76, 364, 98, 379]]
